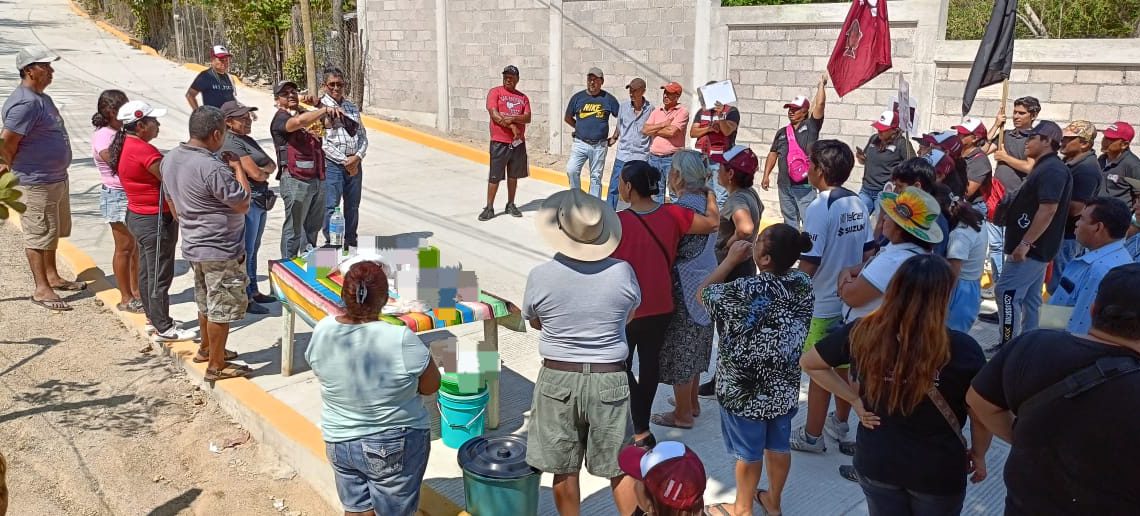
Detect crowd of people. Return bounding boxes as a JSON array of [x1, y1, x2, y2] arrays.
[[4, 41, 1140, 516]]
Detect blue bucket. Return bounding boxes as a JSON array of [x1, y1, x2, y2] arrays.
[[438, 389, 489, 449]]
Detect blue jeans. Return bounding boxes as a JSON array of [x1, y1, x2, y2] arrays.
[[778, 184, 816, 229], [858, 187, 882, 215], [859, 475, 965, 516], [1048, 238, 1081, 295], [326, 427, 430, 515], [986, 222, 1005, 278], [647, 154, 673, 203], [996, 257, 1048, 345], [243, 202, 267, 296], [608, 158, 626, 209], [567, 138, 609, 197], [323, 160, 363, 246], [707, 162, 729, 208]]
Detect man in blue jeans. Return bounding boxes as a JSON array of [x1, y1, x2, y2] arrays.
[[565, 67, 619, 197], [992, 121, 1072, 352], [761, 73, 828, 229], [607, 78, 653, 209], [319, 68, 368, 247]]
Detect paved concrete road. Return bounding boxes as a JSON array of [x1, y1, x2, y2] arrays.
[[1, 1, 1010, 514]]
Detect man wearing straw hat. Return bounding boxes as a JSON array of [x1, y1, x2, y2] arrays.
[[521, 188, 640, 515]]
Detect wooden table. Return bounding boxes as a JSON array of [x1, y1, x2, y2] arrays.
[[268, 258, 520, 429]]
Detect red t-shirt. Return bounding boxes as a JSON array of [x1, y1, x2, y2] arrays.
[[486, 86, 531, 144], [118, 136, 167, 215], [611, 205, 695, 318]]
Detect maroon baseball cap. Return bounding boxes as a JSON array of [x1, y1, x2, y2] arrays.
[[710, 145, 759, 175], [783, 95, 810, 111], [952, 117, 988, 140], [871, 110, 900, 132], [619, 442, 706, 511], [1104, 121, 1135, 142]]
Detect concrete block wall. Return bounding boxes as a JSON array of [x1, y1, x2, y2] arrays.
[[444, 0, 551, 148], [363, 0, 438, 121]]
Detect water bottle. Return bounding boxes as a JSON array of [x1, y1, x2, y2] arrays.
[[329, 207, 345, 247]]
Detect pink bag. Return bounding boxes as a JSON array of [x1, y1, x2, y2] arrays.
[[785, 124, 811, 183]]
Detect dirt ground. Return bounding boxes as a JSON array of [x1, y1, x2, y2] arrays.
[[0, 223, 334, 516]]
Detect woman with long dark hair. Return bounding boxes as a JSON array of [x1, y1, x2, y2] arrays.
[[91, 90, 142, 313], [802, 255, 992, 515], [306, 261, 440, 516], [113, 101, 196, 343]]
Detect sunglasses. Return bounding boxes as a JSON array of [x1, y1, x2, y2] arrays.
[[326, 81, 345, 89]]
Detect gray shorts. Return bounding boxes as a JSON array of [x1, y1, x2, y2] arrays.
[[525, 366, 631, 478]]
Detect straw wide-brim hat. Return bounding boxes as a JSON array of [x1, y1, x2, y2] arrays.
[[879, 186, 944, 244], [535, 188, 622, 261]]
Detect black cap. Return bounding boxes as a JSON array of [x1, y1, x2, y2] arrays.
[[1028, 120, 1064, 145], [502, 65, 519, 77], [274, 80, 299, 96], [1092, 263, 1140, 334]]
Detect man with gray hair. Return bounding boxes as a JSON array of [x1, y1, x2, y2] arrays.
[[163, 106, 252, 381], [318, 67, 367, 248], [606, 78, 653, 210], [1, 46, 84, 311]]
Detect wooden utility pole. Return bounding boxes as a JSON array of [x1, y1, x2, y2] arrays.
[[298, 0, 318, 95], [331, 0, 344, 70]]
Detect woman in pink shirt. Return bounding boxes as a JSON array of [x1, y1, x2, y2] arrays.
[[91, 90, 142, 313]]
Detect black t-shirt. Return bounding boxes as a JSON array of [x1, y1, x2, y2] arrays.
[[971, 330, 1140, 515], [221, 132, 272, 196], [861, 132, 914, 190], [994, 129, 1029, 194], [1098, 149, 1140, 203], [190, 69, 236, 108], [964, 148, 993, 203], [815, 322, 985, 495], [270, 109, 291, 176], [693, 107, 741, 153], [1064, 152, 1103, 238], [770, 116, 824, 187], [1003, 153, 1073, 260]]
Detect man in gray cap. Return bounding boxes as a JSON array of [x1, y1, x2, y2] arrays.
[[1, 46, 84, 311], [564, 67, 620, 198]]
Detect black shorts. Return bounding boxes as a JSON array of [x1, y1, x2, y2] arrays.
[[488, 141, 529, 183]]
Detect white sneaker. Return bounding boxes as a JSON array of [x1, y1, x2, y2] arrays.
[[146, 320, 186, 335], [153, 327, 198, 342], [789, 426, 826, 453], [824, 412, 851, 441]]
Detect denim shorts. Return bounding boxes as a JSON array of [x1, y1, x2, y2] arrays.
[[325, 427, 431, 515], [720, 407, 796, 462], [99, 186, 128, 224]]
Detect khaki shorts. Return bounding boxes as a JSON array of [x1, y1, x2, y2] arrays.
[[17, 180, 71, 250], [191, 258, 249, 323], [525, 366, 631, 478]]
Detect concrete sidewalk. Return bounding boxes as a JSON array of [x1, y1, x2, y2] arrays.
[[2, 2, 1010, 514]]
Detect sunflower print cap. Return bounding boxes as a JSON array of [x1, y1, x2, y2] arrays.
[[878, 186, 944, 244]]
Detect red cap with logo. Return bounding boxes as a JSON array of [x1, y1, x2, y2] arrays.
[[871, 110, 899, 132], [710, 145, 760, 176], [1104, 121, 1135, 143], [952, 117, 988, 140], [783, 95, 810, 111], [619, 442, 706, 511]]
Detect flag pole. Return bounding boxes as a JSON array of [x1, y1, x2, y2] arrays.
[[998, 79, 1010, 147]]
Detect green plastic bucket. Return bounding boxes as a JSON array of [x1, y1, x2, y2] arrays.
[[438, 388, 489, 449], [457, 435, 540, 516]]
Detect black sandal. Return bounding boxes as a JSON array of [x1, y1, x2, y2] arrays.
[[630, 432, 657, 450]]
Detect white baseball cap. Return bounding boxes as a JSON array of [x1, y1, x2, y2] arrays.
[[117, 100, 167, 124], [783, 95, 810, 110], [871, 110, 899, 131], [211, 45, 232, 58], [16, 46, 60, 70], [952, 117, 988, 139]]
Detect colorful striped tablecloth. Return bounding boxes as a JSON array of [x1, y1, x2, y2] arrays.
[[269, 258, 513, 332]]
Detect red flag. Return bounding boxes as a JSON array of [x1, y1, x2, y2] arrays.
[[827, 0, 892, 97]]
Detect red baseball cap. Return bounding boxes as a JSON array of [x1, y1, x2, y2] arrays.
[[661, 82, 683, 95], [619, 442, 706, 511], [929, 130, 963, 157], [952, 117, 988, 140], [871, 110, 899, 132], [783, 95, 810, 111], [211, 45, 232, 58], [1104, 121, 1135, 142], [710, 145, 759, 176]]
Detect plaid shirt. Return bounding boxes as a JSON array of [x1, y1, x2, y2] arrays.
[[319, 94, 368, 165]]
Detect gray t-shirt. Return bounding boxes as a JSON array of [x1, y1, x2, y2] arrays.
[[995, 129, 1029, 194], [1, 85, 71, 185], [770, 116, 824, 187], [521, 255, 641, 363], [861, 132, 914, 190], [716, 188, 763, 281], [615, 99, 654, 162], [161, 143, 250, 262]]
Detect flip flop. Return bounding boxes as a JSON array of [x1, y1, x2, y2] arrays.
[[51, 280, 87, 292], [703, 503, 733, 516], [650, 412, 694, 429], [754, 489, 782, 516], [205, 363, 252, 381], [192, 349, 240, 363], [31, 297, 72, 311], [665, 396, 701, 417]]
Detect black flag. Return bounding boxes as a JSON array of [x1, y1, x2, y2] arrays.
[[962, 0, 1018, 116]]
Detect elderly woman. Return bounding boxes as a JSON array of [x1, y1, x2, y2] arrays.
[[652, 150, 718, 429], [305, 261, 441, 516]]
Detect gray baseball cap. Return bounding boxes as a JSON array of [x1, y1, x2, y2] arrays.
[[587, 67, 604, 78], [16, 46, 60, 71]]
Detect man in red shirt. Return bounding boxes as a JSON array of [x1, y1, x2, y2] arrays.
[[482, 65, 532, 221], [690, 80, 740, 207]]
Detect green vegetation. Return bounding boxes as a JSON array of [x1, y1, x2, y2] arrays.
[[723, 0, 1140, 39]]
